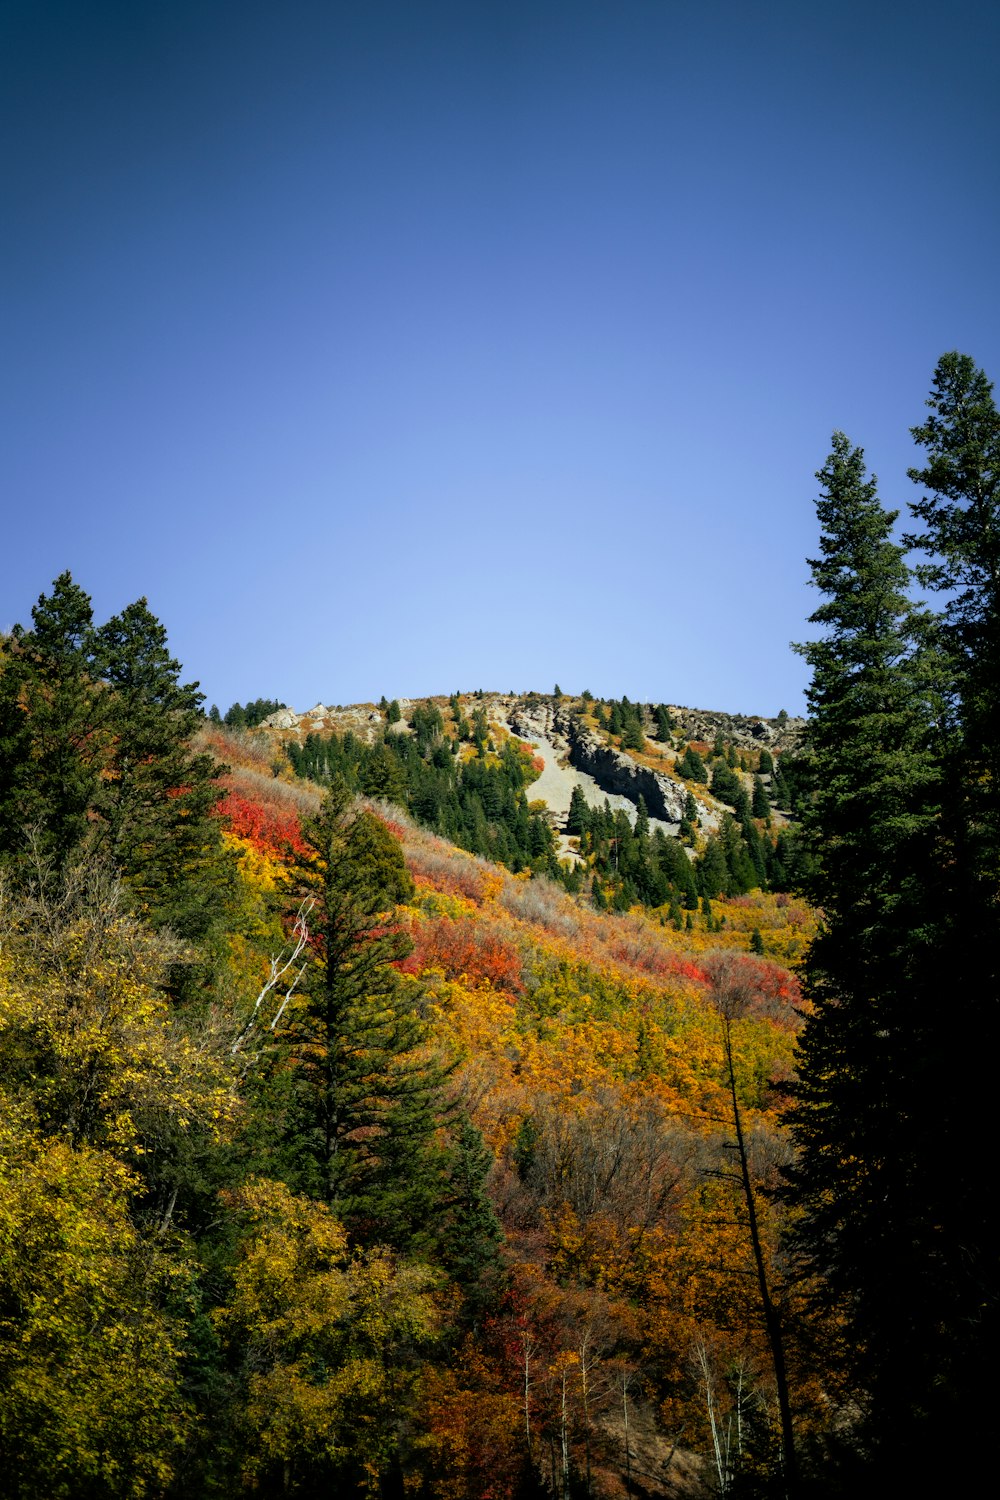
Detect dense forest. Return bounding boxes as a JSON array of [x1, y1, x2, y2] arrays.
[[0, 350, 995, 1498]]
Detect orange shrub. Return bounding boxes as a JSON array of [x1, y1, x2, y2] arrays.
[[403, 916, 524, 995], [216, 785, 309, 859]]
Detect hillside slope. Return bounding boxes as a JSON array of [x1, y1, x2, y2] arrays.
[[204, 716, 819, 1496]]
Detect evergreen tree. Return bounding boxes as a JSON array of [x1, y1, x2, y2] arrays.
[[359, 742, 407, 804], [709, 761, 743, 809], [0, 574, 107, 867], [621, 718, 645, 751], [566, 785, 590, 837], [437, 1118, 504, 1320], [222, 702, 248, 728], [908, 350, 1000, 921], [719, 812, 755, 893], [285, 783, 452, 1249], [751, 774, 771, 820], [901, 352, 1000, 1481], [784, 432, 950, 1486], [678, 746, 708, 783], [0, 579, 229, 936], [91, 597, 229, 936], [698, 837, 728, 899]]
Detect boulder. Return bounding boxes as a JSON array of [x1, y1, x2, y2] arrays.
[[261, 708, 300, 730]]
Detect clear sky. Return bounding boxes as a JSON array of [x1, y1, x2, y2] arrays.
[[3, 0, 998, 715]]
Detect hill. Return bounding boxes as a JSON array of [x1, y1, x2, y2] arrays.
[[197, 703, 817, 1496], [231, 689, 808, 912], [0, 589, 818, 1498]]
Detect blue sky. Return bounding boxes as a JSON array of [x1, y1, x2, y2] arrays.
[[3, 0, 998, 715]]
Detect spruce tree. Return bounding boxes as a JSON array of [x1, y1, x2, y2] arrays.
[[655, 704, 673, 738], [91, 597, 229, 936], [566, 785, 590, 837], [437, 1118, 504, 1320], [697, 837, 728, 899], [751, 775, 771, 820], [901, 353, 1000, 1479], [0, 579, 228, 935], [285, 783, 452, 1249], [0, 574, 107, 867], [908, 350, 1000, 922], [784, 432, 949, 1484]]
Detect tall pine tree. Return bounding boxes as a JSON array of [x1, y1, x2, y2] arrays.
[[0, 578, 229, 938], [91, 597, 229, 936], [0, 574, 108, 867], [784, 433, 951, 1488], [902, 353, 1000, 1482], [284, 782, 453, 1251]]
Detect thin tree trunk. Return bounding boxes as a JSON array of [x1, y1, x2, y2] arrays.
[[723, 1017, 797, 1496]]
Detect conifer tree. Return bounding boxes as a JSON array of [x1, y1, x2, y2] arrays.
[[785, 432, 949, 1484], [566, 785, 590, 837], [900, 352, 1000, 1480], [751, 775, 771, 820], [91, 597, 228, 936], [655, 704, 673, 738], [698, 837, 728, 899], [908, 350, 1000, 925], [0, 574, 107, 867], [437, 1118, 504, 1320], [0, 579, 228, 935], [285, 783, 452, 1249]]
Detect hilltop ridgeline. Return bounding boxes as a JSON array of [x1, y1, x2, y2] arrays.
[[253, 690, 803, 838], [255, 690, 804, 754]]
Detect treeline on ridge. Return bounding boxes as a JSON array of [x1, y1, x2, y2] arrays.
[[282, 695, 811, 915]]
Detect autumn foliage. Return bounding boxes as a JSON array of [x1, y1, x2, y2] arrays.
[[219, 784, 309, 858], [0, 664, 822, 1498], [402, 914, 525, 995]]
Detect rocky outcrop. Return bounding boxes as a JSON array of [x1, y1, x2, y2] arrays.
[[505, 703, 717, 833], [261, 707, 300, 730], [558, 712, 691, 827], [667, 705, 804, 752], [259, 703, 387, 742]]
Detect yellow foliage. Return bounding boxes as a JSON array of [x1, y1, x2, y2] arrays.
[[222, 830, 289, 894], [0, 1111, 190, 1497], [0, 872, 237, 1158], [217, 1179, 440, 1492]]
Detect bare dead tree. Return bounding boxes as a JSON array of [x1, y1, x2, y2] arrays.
[[230, 897, 315, 1064]]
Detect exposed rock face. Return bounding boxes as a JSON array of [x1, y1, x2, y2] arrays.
[[558, 712, 692, 826], [506, 703, 717, 834], [261, 708, 300, 729], [668, 705, 804, 752]]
